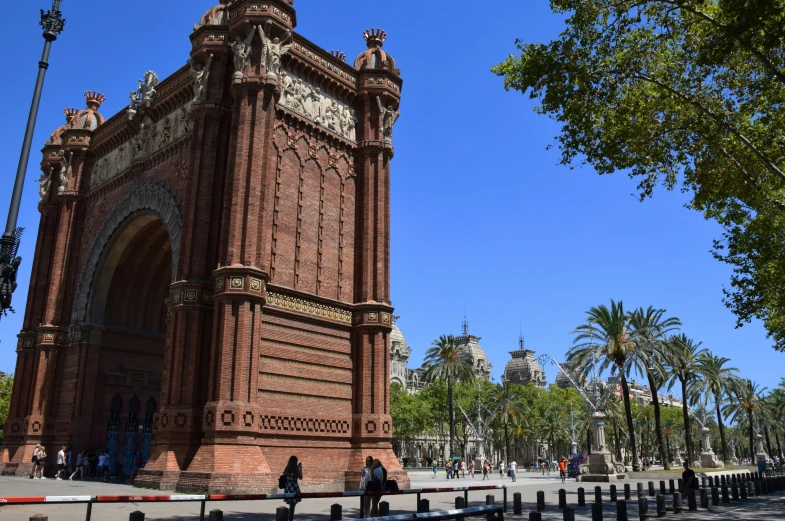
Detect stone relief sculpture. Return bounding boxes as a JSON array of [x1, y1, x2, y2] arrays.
[[57, 150, 72, 192], [258, 26, 292, 78], [230, 26, 257, 80], [191, 54, 214, 103], [128, 71, 159, 113], [279, 70, 357, 142], [37, 166, 52, 203], [91, 103, 193, 189], [377, 97, 400, 143]]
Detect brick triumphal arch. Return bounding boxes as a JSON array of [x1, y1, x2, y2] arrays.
[[0, 0, 407, 492]]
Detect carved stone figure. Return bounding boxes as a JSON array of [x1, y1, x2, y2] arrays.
[[342, 108, 357, 141], [57, 150, 71, 192], [230, 26, 257, 79], [258, 26, 292, 78], [157, 117, 172, 150], [141, 71, 159, 103], [377, 97, 401, 143], [324, 101, 340, 132], [293, 79, 307, 113], [309, 87, 322, 123], [37, 167, 52, 203], [174, 105, 193, 137], [191, 55, 214, 103], [281, 72, 296, 108], [129, 90, 140, 112]]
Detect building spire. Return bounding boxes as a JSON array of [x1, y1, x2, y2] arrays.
[[462, 316, 469, 335], [519, 333, 525, 350]]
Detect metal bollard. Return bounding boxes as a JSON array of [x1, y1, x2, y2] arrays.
[[702, 476, 707, 488], [656, 495, 666, 518], [513, 493, 522, 515], [563, 506, 576, 521], [747, 481, 754, 497], [591, 502, 603, 521], [637, 482, 644, 498], [754, 478, 761, 496], [673, 492, 683, 514], [721, 475, 726, 485], [731, 482, 739, 501], [578, 487, 586, 506], [529, 513, 542, 521], [616, 500, 628, 521], [700, 488, 708, 509], [275, 507, 289, 521], [559, 489, 567, 509], [209, 510, 224, 521], [677, 478, 684, 491], [638, 497, 649, 520], [29, 516, 48, 521], [624, 483, 631, 500], [595, 486, 602, 504], [610, 484, 617, 502], [711, 487, 719, 505], [486, 495, 495, 505], [330, 504, 342, 521], [721, 484, 730, 504], [708, 476, 714, 487], [456, 497, 465, 509], [687, 488, 697, 511], [669, 479, 675, 494], [130, 513, 145, 521], [379, 502, 390, 517], [659, 481, 666, 496], [418, 499, 430, 513], [740, 481, 748, 499], [537, 491, 545, 511], [648, 481, 656, 497], [761, 478, 769, 495]]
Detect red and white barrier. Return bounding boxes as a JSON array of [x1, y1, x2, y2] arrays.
[[95, 494, 205, 503], [0, 495, 92, 504]]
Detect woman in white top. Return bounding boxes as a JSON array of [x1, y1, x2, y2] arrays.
[[359, 456, 373, 518]]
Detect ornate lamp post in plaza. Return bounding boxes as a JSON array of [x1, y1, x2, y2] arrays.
[[0, 1, 65, 320]]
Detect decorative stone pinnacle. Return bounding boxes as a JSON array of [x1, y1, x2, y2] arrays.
[[330, 50, 346, 62], [84, 91, 106, 110], [64, 107, 79, 123], [363, 28, 387, 49]]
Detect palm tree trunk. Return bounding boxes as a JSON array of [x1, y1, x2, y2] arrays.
[[613, 419, 622, 460], [619, 372, 640, 470], [647, 373, 669, 470], [764, 427, 773, 456], [680, 378, 693, 463], [748, 411, 755, 460], [776, 431, 783, 460], [448, 377, 455, 459], [715, 396, 727, 462], [504, 415, 510, 464]]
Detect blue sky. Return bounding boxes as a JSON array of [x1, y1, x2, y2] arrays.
[[1, 1, 781, 395]]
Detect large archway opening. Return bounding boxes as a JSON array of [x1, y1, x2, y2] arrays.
[[87, 213, 171, 476]]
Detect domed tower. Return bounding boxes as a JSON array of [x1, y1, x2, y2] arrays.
[[390, 320, 411, 388], [502, 334, 547, 387], [555, 362, 586, 390], [454, 319, 492, 378]]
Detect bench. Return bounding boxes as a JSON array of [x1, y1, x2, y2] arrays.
[[374, 505, 503, 521]]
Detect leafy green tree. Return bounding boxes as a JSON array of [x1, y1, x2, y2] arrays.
[[0, 373, 12, 443], [424, 335, 475, 458], [694, 353, 739, 462], [568, 300, 642, 469], [492, 382, 522, 463], [492, 0, 785, 351], [664, 334, 707, 463], [628, 306, 681, 469], [724, 379, 767, 461], [390, 383, 431, 456]]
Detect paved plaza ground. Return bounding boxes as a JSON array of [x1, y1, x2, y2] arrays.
[[0, 471, 781, 520]]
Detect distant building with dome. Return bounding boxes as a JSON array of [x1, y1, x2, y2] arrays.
[[501, 335, 547, 387], [453, 319, 492, 378]]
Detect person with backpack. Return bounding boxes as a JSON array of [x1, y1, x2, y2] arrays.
[[360, 456, 373, 518], [281, 456, 303, 516], [368, 459, 386, 517]]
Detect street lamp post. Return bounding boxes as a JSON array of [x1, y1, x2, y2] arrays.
[[0, 1, 65, 319]]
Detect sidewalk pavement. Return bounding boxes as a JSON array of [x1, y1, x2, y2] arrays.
[[0, 473, 781, 520]]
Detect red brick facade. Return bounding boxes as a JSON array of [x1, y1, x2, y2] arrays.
[[0, 0, 407, 493]]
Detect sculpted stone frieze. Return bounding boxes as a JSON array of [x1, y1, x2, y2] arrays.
[[279, 70, 357, 142], [91, 103, 193, 189]]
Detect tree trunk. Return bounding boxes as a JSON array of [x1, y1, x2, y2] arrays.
[[644, 373, 668, 469], [503, 414, 510, 464], [619, 372, 640, 470], [448, 377, 455, 459], [715, 396, 727, 462], [776, 431, 783, 460], [748, 411, 755, 460], [680, 378, 693, 463], [764, 427, 773, 456]]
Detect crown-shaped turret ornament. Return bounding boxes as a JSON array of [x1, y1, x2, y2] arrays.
[[363, 28, 387, 49], [84, 91, 106, 110], [330, 50, 346, 62], [64, 107, 79, 123]]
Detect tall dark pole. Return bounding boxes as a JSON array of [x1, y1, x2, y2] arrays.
[[0, 1, 65, 319]]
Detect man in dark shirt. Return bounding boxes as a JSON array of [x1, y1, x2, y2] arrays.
[[680, 460, 700, 491]]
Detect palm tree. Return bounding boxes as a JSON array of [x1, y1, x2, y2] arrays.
[[664, 334, 706, 464], [492, 382, 522, 463], [724, 379, 766, 461], [694, 353, 738, 462], [424, 335, 475, 459], [568, 300, 641, 470], [628, 306, 681, 469]]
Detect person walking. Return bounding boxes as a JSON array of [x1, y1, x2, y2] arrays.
[[368, 459, 386, 517], [469, 460, 475, 478], [29, 445, 42, 479], [69, 451, 85, 480], [360, 455, 373, 518], [282, 456, 303, 517], [128, 451, 144, 485], [509, 460, 517, 482], [498, 460, 505, 478], [445, 460, 452, 480], [482, 460, 490, 480], [558, 457, 568, 484], [431, 459, 438, 478], [460, 459, 466, 478], [55, 446, 67, 480], [36, 446, 47, 479]]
